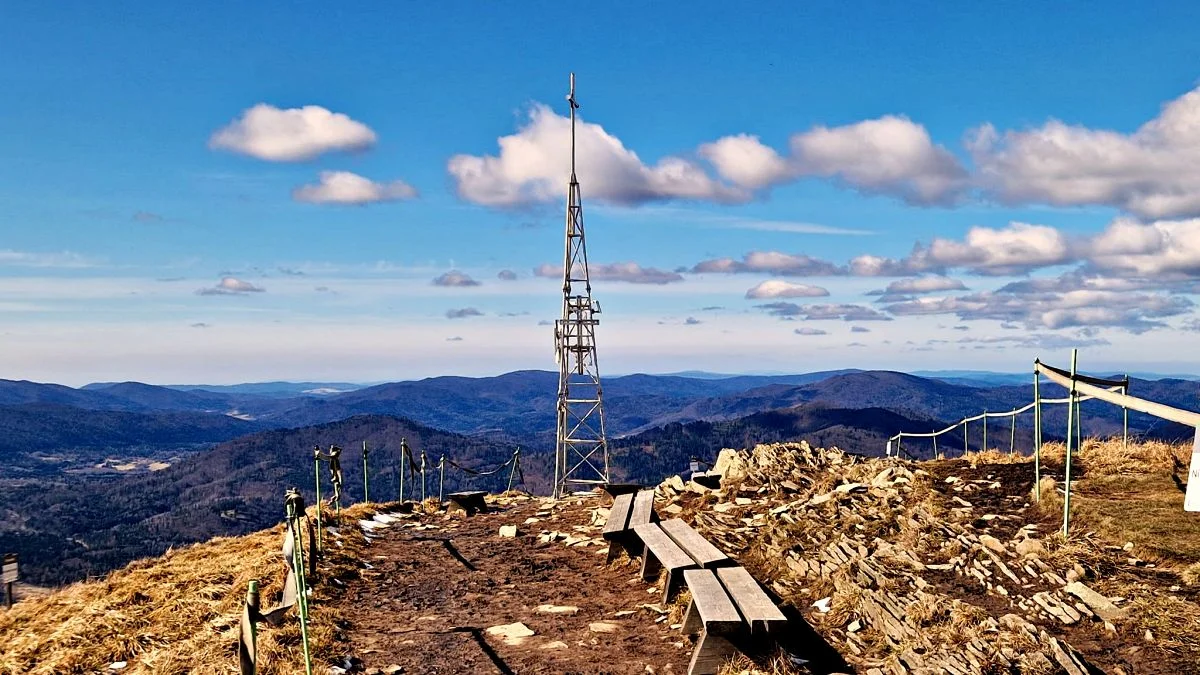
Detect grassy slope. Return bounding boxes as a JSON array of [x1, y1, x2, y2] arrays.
[[0, 503, 382, 675]]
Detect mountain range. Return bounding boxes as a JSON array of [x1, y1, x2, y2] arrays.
[[2, 368, 1197, 584]]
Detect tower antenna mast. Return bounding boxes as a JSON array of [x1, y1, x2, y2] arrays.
[[552, 73, 610, 498]]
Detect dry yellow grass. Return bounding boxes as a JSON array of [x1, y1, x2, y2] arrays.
[[0, 502, 384, 675], [1038, 436, 1192, 476]]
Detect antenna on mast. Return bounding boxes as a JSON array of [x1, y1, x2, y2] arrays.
[[567, 72, 579, 177]]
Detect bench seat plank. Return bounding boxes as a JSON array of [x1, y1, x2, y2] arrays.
[[629, 489, 656, 527], [633, 522, 698, 602], [659, 519, 730, 568], [681, 569, 741, 632], [716, 566, 786, 632], [602, 492, 634, 537]]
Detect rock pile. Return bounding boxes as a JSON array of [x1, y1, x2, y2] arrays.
[[653, 442, 1138, 675]]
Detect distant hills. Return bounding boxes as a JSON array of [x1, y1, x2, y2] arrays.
[[2, 367, 1198, 584]]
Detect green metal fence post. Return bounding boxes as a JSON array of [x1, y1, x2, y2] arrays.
[[438, 455, 446, 503], [1009, 410, 1017, 455], [1123, 376, 1129, 449], [398, 441, 406, 504], [1063, 349, 1079, 537], [313, 451, 322, 552], [362, 440, 370, 504], [507, 448, 520, 493], [1034, 364, 1042, 503], [284, 491, 314, 675], [244, 580, 259, 675], [420, 450, 427, 503]]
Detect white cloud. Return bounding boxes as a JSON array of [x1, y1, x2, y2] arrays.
[[692, 251, 843, 276], [759, 302, 893, 321], [0, 250, 96, 268], [292, 171, 417, 205], [209, 104, 377, 161], [789, 115, 968, 205], [744, 280, 830, 299], [431, 271, 481, 287], [869, 275, 967, 297], [851, 222, 1075, 277], [697, 134, 791, 190], [1086, 217, 1200, 277], [196, 277, 266, 296], [883, 287, 1193, 333], [970, 86, 1200, 219], [533, 261, 683, 285], [448, 104, 747, 207]]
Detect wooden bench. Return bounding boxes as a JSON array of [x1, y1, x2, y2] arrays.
[[716, 566, 787, 634], [681, 569, 742, 675], [680, 566, 789, 675], [632, 522, 697, 602], [602, 489, 657, 563], [445, 490, 488, 515], [659, 519, 731, 569]]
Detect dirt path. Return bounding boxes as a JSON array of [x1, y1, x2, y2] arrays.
[[329, 495, 691, 674]]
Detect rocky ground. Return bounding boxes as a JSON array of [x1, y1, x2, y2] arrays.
[[660, 442, 1200, 674]]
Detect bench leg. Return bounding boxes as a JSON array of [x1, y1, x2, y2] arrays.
[[661, 568, 684, 604], [681, 599, 702, 635], [687, 628, 736, 675], [640, 546, 661, 581]]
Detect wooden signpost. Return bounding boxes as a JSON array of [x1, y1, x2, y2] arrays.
[[1186, 428, 1200, 513], [2, 553, 17, 609]]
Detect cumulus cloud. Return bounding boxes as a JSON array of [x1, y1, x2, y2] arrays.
[[759, 302, 893, 321], [448, 104, 747, 207], [1086, 217, 1200, 277], [883, 287, 1192, 333], [432, 270, 481, 287], [692, 251, 842, 276], [794, 327, 828, 336], [697, 134, 791, 190], [744, 280, 830, 299], [873, 275, 967, 295], [533, 261, 683, 285], [497, 269, 518, 281], [196, 277, 266, 296], [292, 171, 417, 205], [209, 104, 377, 161], [445, 307, 483, 319], [789, 116, 968, 205], [971, 86, 1200, 219]]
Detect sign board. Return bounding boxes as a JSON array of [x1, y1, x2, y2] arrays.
[[1186, 428, 1200, 513], [1, 554, 17, 584], [885, 440, 894, 458]]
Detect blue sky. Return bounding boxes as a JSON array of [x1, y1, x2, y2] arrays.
[[3, 2, 1200, 385]]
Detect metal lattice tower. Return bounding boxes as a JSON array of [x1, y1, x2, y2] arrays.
[[553, 72, 610, 499]]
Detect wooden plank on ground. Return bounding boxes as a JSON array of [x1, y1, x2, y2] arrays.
[[602, 492, 634, 537], [630, 489, 656, 526], [659, 519, 730, 568], [717, 566, 786, 632]]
